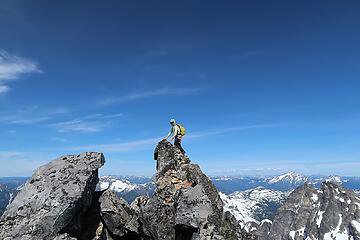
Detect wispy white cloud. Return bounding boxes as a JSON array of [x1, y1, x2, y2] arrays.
[[69, 137, 160, 152], [81, 113, 123, 120], [69, 123, 283, 153], [50, 113, 123, 133], [9, 116, 51, 125], [0, 84, 9, 93], [50, 137, 68, 142], [0, 115, 50, 125], [0, 49, 41, 93], [50, 119, 109, 133], [97, 87, 201, 106], [187, 123, 285, 139], [0, 106, 69, 125]]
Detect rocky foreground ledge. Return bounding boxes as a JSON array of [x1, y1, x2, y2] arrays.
[[0, 141, 255, 240]]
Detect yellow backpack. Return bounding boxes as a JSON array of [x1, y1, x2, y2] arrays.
[[177, 124, 186, 136]]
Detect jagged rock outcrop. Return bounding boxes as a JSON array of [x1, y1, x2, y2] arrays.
[[0, 141, 256, 240], [0, 152, 105, 240], [139, 140, 248, 240], [253, 181, 360, 240]]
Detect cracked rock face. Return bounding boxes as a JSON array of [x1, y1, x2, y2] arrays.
[[99, 189, 141, 238], [0, 152, 105, 240], [254, 181, 360, 240]]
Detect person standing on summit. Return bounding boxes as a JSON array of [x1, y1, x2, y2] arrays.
[[164, 119, 186, 154]]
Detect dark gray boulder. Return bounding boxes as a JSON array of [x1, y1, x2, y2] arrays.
[[0, 152, 105, 240]]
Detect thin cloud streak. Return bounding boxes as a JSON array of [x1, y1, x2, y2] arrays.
[[10, 116, 51, 125], [97, 87, 201, 106], [187, 123, 285, 139], [50, 113, 123, 133], [0, 106, 69, 125], [69, 137, 161, 152], [0, 85, 9, 93], [0, 49, 41, 93], [50, 137, 68, 142], [50, 119, 109, 133], [69, 123, 283, 153]]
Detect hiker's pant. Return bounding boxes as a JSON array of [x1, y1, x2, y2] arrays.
[[174, 135, 185, 154]]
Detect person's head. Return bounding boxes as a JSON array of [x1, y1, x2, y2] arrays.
[[170, 118, 176, 126]]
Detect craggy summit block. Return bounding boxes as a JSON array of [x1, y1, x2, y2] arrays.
[[0, 152, 105, 240]]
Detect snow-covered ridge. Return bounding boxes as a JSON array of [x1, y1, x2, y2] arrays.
[[98, 176, 138, 193], [267, 171, 308, 185], [210, 176, 240, 181], [325, 175, 343, 183]]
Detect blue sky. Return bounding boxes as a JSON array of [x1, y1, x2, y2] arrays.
[[0, 0, 359, 177]]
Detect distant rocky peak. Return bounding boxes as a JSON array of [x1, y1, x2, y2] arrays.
[[255, 181, 360, 240], [325, 175, 342, 184]]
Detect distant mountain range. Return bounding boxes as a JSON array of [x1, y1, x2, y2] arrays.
[[210, 172, 360, 193], [1, 172, 360, 221]]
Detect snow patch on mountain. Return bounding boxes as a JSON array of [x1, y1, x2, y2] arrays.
[[351, 220, 360, 234], [354, 190, 360, 197], [289, 227, 305, 240], [220, 192, 258, 225], [316, 210, 325, 227], [8, 192, 14, 205], [323, 214, 348, 240]]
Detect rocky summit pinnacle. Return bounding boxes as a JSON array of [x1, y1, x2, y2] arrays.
[[140, 139, 249, 240]]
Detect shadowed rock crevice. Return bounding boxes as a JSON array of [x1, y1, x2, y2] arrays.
[[60, 190, 103, 240], [175, 224, 198, 240]]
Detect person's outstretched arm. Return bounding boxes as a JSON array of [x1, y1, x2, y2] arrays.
[[164, 127, 173, 140]]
